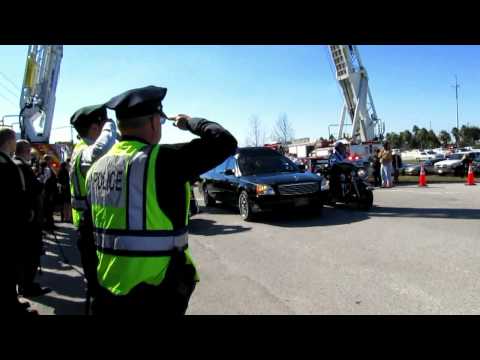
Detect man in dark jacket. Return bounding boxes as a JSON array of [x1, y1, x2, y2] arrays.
[[14, 140, 51, 297], [372, 148, 382, 187], [392, 150, 403, 185], [0, 128, 38, 316], [87, 86, 238, 315]]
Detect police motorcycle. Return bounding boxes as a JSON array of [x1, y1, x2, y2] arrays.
[[316, 161, 373, 210], [315, 143, 374, 210]]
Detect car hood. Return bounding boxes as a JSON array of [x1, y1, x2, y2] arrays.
[[241, 172, 321, 186], [435, 159, 461, 166], [405, 165, 420, 170]]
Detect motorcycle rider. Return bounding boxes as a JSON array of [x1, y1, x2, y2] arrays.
[[328, 140, 349, 196], [329, 140, 348, 166]]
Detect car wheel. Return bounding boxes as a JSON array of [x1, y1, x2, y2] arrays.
[[202, 184, 216, 207], [308, 199, 323, 216], [238, 190, 255, 221]]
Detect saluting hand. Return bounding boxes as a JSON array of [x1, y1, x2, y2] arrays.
[[168, 114, 191, 131]]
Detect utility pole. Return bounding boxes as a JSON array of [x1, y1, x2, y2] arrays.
[[452, 75, 460, 146]]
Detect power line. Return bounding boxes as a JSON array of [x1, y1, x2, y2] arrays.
[[0, 90, 17, 108], [0, 70, 21, 92], [0, 79, 19, 101]]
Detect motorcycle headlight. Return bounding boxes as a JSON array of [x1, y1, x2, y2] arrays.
[[357, 169, 367, 178], [256, 184, 275, 196]]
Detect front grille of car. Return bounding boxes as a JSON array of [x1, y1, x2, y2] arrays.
[[278, 182, 319, 196]]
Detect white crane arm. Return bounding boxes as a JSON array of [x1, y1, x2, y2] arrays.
[[20, 45, 63, 143]]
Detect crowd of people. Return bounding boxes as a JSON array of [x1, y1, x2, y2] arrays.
[[370, 142, 402, 188], [0, 128, 73, 316]]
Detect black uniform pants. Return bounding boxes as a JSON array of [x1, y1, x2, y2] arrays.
[[77, 227, 100, 297], [92, 252, 197, 316], [373, 167, 381, 187], [17, 226, 43, 292]]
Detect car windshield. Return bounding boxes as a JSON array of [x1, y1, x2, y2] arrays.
[[238, 153, 298, 175], [447, 153, 463, 160]]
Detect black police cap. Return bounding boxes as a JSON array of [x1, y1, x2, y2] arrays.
[[70, 104, 107, 130], [105, 85, 167, 120]]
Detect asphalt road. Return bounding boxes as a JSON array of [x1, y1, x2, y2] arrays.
[[27, 183, 480, 315]]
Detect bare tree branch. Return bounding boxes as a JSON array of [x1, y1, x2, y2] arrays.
[[271, 113, 294, 145], [245, 115, 266, 147]]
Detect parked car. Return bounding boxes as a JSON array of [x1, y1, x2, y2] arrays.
[[434, 152, 480, 176], [418, 150, 444, 161], [403, 159, 440, 176], [200, 147, 327, 221]]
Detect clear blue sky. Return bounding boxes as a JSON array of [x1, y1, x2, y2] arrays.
[[0, 45, 479, 145]]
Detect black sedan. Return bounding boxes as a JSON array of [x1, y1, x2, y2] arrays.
[[200, 147, 327, 221]]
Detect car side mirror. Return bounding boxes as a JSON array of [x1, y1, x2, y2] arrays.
[[224, 169, 235, 176]]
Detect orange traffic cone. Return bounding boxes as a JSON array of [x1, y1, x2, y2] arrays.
[[418, 163, 427, 187], [465, 164, 476, 186]]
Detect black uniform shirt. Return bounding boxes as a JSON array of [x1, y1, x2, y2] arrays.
[[122, 117, 237, 230]]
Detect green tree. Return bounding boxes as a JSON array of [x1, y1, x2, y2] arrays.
[[460, 125, 480, 146], [452, 127, 460, 146], [438, 130, 451, 146], [410, 126, 421, 148], [386, 132, 401, 149], [400, 130, 413, 149], [417, 128, 429, 149], [427, 130, 441, 148]]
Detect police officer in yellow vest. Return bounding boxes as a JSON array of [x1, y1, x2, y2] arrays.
[[69, 105, 117, 302], [86, 85, 237, 315]]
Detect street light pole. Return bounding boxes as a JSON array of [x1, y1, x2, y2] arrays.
[[453, 75, 460, 146]]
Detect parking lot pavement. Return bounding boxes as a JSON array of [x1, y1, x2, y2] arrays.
[[29, 184, 480, 315], [23, 224, 87, 315], [187, 184, 480, 314]]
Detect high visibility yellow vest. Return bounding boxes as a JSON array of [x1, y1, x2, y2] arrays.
[[70, 140, 88, 227], [86, 140, 198, 296]]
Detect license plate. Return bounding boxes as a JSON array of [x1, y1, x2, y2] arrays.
[[294, 198, 309, 207]]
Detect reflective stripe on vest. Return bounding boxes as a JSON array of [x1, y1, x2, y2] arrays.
[[94, 229, 188, 255]]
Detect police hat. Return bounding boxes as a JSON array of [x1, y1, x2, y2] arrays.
[[105, 85, 167, 120], [70, 104, 107, 130]]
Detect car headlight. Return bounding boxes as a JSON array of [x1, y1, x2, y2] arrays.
[[357, 169, 367, 178], [256, 184, 275, 196]]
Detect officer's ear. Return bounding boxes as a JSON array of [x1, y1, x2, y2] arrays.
[[150, 115, 156, 131]]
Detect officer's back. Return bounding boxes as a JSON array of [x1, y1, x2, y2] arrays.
[[86, 85, 237, 315]]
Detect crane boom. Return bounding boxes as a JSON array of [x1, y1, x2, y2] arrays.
[[328, 45, 384, 143], [19, 45, 63, 143]]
